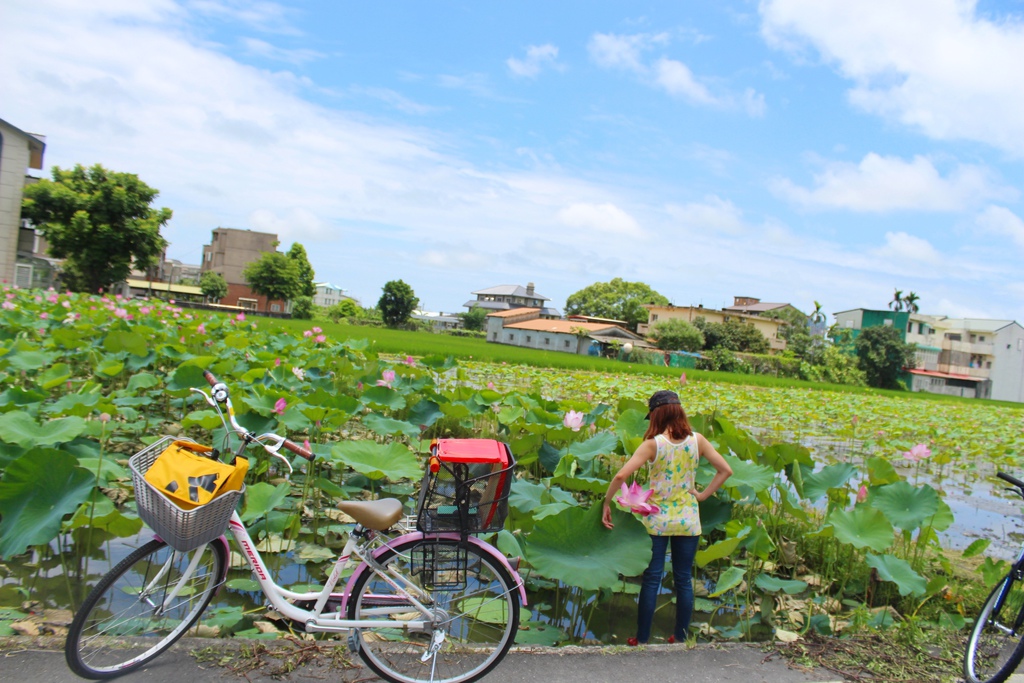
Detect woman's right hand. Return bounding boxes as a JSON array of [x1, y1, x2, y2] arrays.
[[602, 502, 614, 529]]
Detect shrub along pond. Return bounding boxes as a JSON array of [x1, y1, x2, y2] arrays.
[[0, 288, 1022, 645]]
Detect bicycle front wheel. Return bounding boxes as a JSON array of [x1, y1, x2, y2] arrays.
[[347, 537, 520, 683], [965, 571, 1024, 683], [65, 539, 226, 679]]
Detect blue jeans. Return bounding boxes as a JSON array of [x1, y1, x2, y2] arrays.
[[636, 534, 700, 643]]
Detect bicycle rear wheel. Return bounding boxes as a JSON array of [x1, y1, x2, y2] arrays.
[[965, 571, 1024, 683], [347, 537, 520, 683], [65, 539, 226, 679]]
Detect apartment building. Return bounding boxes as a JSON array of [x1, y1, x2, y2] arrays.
[[464, 283, 561, 319], [640, 304, 787, 352], [1, 118, 47, 288], [200, 227, 284, 311]]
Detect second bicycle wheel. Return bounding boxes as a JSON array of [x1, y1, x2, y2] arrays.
[[965, 571, 1024, 683], [65, 538, 226, 679], [347, 537, 520, 683]]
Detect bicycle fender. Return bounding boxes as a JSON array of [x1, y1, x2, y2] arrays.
[[340, 531, 528, 615]]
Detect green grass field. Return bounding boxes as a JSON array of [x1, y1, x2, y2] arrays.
[[264, 316, 1021, 409]]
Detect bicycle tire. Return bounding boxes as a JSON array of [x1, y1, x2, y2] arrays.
[[347, 537, 520, 683], [65, 538, 226, 679], [964, 570, 1024, 683]]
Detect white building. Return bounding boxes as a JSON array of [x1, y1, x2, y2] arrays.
[[313, 282, 358, 309]]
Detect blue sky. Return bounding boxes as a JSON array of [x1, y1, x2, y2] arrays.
[[5, 0, 1024, 322]]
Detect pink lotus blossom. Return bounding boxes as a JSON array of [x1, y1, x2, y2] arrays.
[[315, 334, 326, 343], [563, 410, 585, 432], [99, 413, 111, 423], [403, 356, 416, 366], [180, 336, 186, 343], [114, 308, 128, 319], [273, 397, 287, 415], [856, 484, 868, 504], [47, 293, 58, 303], [236, 312, 246, 322], [304, 439, 312, 452], [303, 330, 313, 338], [292, 366, 305, 381], [903, 443, 932, 462], [377, 369, 396, 388], [615, 482, 660, 516], [1, 301, 14, 310], [62, 300, 70, 309], [39, 312, 48, 320], [487, 382, 495, 390], [357, 382, 363, 391], [169, 299, 175, 304], [197, 323, 206, 334], [274, 357, 281, 367], [312, 326, 322, 334]]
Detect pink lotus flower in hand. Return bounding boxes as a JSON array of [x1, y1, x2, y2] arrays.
[[614, 482, 660, 516], [563, 410, 585, 432], [273, 397, 287, 415], [903, 443, 931, 462]]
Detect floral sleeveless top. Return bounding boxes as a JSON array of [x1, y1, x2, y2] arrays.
[[642, 433, 702, 537]]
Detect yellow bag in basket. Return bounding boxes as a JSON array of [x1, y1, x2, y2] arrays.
[[144, 441, 248, 510]]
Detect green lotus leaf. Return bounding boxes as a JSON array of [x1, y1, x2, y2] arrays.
[[926, 499, 954, 532], [496, 406, 526, 426], [865, 553, 926, 597], [962, 539, 991, 558], [38, 363, 72, 390], [550, 454, 608, 494], [241, 482, 293, 522], [406, 400, 443, 429], [0, 449, 95, 558], [514, 620, 566, 646], [722, 454, 775, 493], [870, 481, 939, 530], [709, 566, 746, 597], [0, 411, 86, 448], [5, 350, 53, 372], [755, 574, 808, 595], [95, 358, 125, 377], [866, 456, 901, 486], [360, 386, 406, 411], [182, 410, 224, 430], [802, 463, 857, 502], [508, 479, 575, 514], [760, 442, 814, 472], [0, 386, 47, 408], [827, 506, 893, 552], [696, 530, 749, 568], [524, 503, 650, 591], [615, 408, 647, 456], [330, 441, 421, 482], [538, 441, 563, 475], [166, 363, 209, 391], [44, 392, 101, 417], [567, 431, 619, 462], [363, 413, 421, 438], [698, 495, 734, 532], [103, 330, 148, 357], [127, 372, 160, 392]]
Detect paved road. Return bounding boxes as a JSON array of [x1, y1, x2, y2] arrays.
[[1, 637, 843, 683]]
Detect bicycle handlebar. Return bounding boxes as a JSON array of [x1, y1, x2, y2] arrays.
[[198, 368, 315, 461]]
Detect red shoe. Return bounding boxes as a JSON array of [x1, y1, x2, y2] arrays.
[[626, 637, 640, 647], [667, 635, 677, 644]]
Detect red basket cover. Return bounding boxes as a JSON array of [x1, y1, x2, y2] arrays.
[[431, 439, 509, 466]]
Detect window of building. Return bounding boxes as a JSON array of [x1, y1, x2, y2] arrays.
[[980, 336, 986, 342], [883, 319, 893, 327], [544, 337, 550, 345], [270, 303, 280, 312], [947, 333, 961, 341], [507, 333, 513, 341], [986, 361, 992, 369], [652, 314, 659, 321], [564, 340, 571, 348], [14, 264, 32, 289], [907, 323, 913, 333], [526, 335, 532, 342], [237, 298, 258, 311]]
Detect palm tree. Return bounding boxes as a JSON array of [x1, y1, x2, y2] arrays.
[[810, 301, 826, 324], [889, 288, 904, 311], [903, 291, 920, 314]]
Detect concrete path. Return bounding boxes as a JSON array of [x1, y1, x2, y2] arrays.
[[1, 637, 846, 683]]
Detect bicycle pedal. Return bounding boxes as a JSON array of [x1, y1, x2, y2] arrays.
[[347, 631, 359, 653]]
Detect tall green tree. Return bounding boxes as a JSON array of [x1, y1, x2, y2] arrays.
[[286, 243, 316, 298], [461, 305, 488, 331], [20, 164, 171, 293], [564, 278, 669, 332], [378, 280, 419, 327], [854, 325, 916, 389], [242, 252, 300, 311], [650, 318, 704, 352], [902, 291, 921, 314], [889, 288, 904, 311], [199, 271, 228, 302]]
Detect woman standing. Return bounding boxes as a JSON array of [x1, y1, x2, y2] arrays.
[[602, 390, 732, 645]]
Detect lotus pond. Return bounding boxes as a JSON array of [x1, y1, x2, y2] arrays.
[[1, 288, 1023, 646]]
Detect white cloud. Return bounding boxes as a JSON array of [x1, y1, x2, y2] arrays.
[[975, 205, 1024, 249], [870, 231, 942, 264], [588, 31, 762, 113], [506, 44, 561, 78], [760, 0, 1024, 156], [239, 37, 322, 65], [557, 203, 643, 236], [665, 196, 746, 235], [770, 153, 1010, 212]]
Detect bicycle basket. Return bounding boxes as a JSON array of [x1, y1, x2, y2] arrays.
[[129, 436, 246, 551], [410, 540, 468, 590], [415, 439, 515, 534]]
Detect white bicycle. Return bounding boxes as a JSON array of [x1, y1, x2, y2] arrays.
[[64, 370, 523, 683]]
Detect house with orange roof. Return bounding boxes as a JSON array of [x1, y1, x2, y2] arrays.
[[485, 307, 648, 356]]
